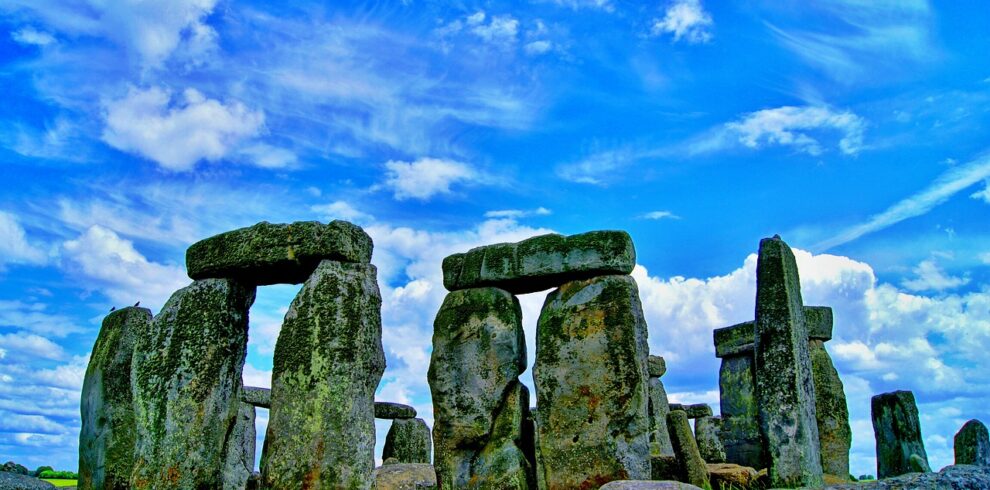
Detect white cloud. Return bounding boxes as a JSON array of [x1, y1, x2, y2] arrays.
[[61, 225, 189, 310], [102, 86, 265, 171], [651, 0, 714, 44], [237, 144, 297, 169], [818, 152, 990, 250], [311, 201, 375, 225], [0, 211, 48, 268], [524, 40, 553, 55], [471, 15, 519, 46], [0, 301, 82, 338], [10, 27, 56, 46], [557, 147, 636, 185], [971, 180, 990, 203], [484, 207, 552, 219], [0, 333, 64, 361], [541, 0, 614, 11], [902, 259, 970, 292], [642, 210, 679, 220], [382, 158, 479, 201], [725, 105, 865, 156]]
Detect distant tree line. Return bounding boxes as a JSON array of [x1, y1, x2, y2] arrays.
[[1, 461, 78, 479]]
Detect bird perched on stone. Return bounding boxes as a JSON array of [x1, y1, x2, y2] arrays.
[[134, 301, 140, 307]]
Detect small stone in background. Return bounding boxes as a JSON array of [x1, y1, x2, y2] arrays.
[[955, 419, 990, 466]]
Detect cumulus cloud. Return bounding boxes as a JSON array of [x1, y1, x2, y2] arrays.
[[61, 225, 189, 310], [10, 27, 56, 46], [102, 86, 265, 171], [381, 158, 480, 201], [724, 105, 865, 156], [651, 0, 714, 44], [311, 201, 375, 224], [0, 333, 65, 362], [0, 301, 83, 338], [902, 258, 970, 292], [0, 211, 48, 269]]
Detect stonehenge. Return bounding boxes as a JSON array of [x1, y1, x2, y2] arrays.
[[77, 223, 990, 489]]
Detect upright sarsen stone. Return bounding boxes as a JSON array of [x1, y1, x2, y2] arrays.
[[872, 390, 930, 479], [383, 418, 432, 464], [955, 419, 989, 466], [222, 402, 256, 490], [713, 321, 762, 470], [806, 306, 851, 479], [647, 355, 674, 457], [694, 416, 726, 464], [667, 411, 709, 489], [429, 287, 533, 489], [262, 260, 385, 489], [79, 307, 150, 490], [131, 279, 255, 489], [534, 275, 651, 489], [753, 236, 822, 487]]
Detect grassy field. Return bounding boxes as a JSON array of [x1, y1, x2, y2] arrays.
[[41, 479, 77, 487]]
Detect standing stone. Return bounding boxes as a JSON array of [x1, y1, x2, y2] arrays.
[[442, 231, 636, 294], [647, 356, 674, 457], [131, 279, 255, 489], [262, 260, 385, 489], [383, 418, 432, 464], [534, 275, 651, 489], [429, 287, 533, 489], [79, 307, 150, 490], [666, 411, 709, 488], [955, 419, 990, 466], [713, 321, 763, 470], [872, 390, 930, 479], [806, 306, 851, 478], [753, 236, 823, 487], [223, 402, 256, 490], [694, 416, 726, 464]]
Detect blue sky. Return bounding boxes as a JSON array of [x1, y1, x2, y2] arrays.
[[1, 0, 989, 478]]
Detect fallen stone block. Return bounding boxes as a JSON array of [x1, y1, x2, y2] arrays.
[[372, 463, 437, 490], [598, 481, 703, 489], [706, 463, 758, 489]]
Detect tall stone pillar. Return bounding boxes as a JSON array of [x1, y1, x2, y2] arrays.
[[79, 307, 150, 490], [429, 287, 534, 489], [872, 390, 930, 479], [805, 306, 851, 478], [753, 236, 822, 487], [131, 279, 256, 489], [262, 260, 385, 489], [223, 402, 256, 490], [534, 275, 651, 489], [713, 320, 763, 469], [646, 355, 674, 457]]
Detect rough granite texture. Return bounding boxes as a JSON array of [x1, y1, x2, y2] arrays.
[[429, 287, 534, 489], [262, 260, 385, 489], [667, 411, 709, 489], [717, 352, 763, 470], [442, 230, 636, 294], [810, 338, 852, 478], [383, 418, 432, 464], [599, 481, 703, 489], [650, 455, 678, 481], [241, 386, 270, 408], [753, 236, 823, 488], [79, 306, 150, 490], [817, 464, 990, 489], [375, 402, 417, 420], [371, 463, 437, 490], [706, 463, 759, 489], [647, 355, 666, 378], [223, 402, 256, 490], [534, 275, 651, 489], [682, 404, 712, 419], [804, 306, 833, 341], [872, 390, 930, 479], [0, 473, 55, 490], [186, 220, 373, 285], [694, 416, 726, 464], [955, 419, 990, 466], [131, 278, 255, 489], [648, 377, 674, 457]]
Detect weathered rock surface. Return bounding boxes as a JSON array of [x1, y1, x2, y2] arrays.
[[376, 402, 417, 419], [0, 472, 55, 490], [186, 220, 372, 285], [955, 419, 990, 466], [706, 463, 758, 489], [804, 306, 833, 341], [872, 390, 930, 479], [695, 416, 726, 464], [534, 274, 651, 488], [667, 410, 709, 489], [648, 376, 674, 457], [598, 481, 703, 489], [647, 355, 666, 378], [429, 287, 533, 489], [131, 278, 255, 489], [383, 418, 432, 464], [715, 342, 763, 469], [818, 464, 990, 489], [810, 336, 851, 478], [650, 455, 679, 481], [372, 463, 437, 490], [262, 260, 385, 489], [683, 404, 712, 419], [442, 230, 635, 294], [222, 402, 256, 490], [753, 236, 823, 487], [79, 306, 150, 490], [241, 386, 270, 408]]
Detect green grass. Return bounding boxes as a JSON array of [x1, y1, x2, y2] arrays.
[[40, 479, 77, 487]]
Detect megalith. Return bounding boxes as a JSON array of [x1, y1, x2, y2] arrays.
[[429, 287, 533, 489], [955, 419, 989, 466], [223, 402, 256, 490], [753, 236, 822, 487], [262, 260, 385, 489], [241, 386, 270, 408], [131, 278, 255, 489], [872, 390, 930, 479], [442, 230, 635, 294], [713, 320, 762, 470], [805, 306, 852, 478], [647, 355, 674, 457], [375, 402, 417, 420], [383, 418, 432, 464], [695, 416, 726, 464], [666, 410, 709, 488], [79, 306, 150, 490], [534, 274, 651, 488]]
